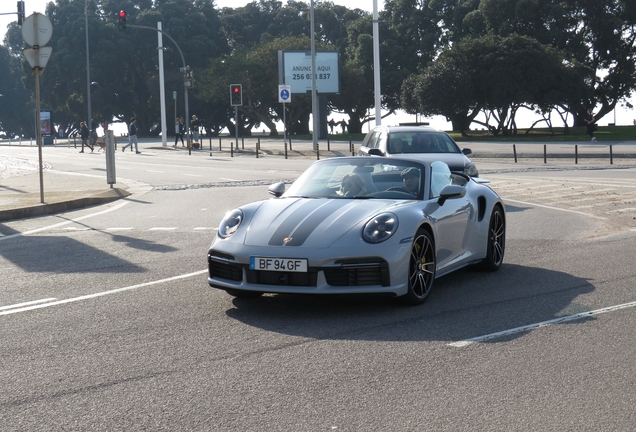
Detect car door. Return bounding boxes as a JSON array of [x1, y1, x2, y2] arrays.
[[427, 162, 473, 272]]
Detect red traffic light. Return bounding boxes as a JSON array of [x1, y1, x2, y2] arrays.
[[230, 84, 243, 106], [118, 10, 127, 31]]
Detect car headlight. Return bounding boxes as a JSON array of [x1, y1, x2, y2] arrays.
[[218, 209, 243, 238], [464, 162, 479, 177], [363, 213, 398, 244]]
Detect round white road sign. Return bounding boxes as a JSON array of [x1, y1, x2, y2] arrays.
[[22, 13, 53, 47]]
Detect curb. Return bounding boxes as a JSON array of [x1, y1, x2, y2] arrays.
[[0, 188, 130, 222]]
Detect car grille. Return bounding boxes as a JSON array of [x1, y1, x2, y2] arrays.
[[324, 261, 390, 287], [208, 253, 243, 282]]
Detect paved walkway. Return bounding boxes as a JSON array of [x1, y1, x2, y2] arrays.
[[1, 137, 634, 222]]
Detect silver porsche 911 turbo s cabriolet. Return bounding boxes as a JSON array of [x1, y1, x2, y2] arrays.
[[207, 157, 505, 305]]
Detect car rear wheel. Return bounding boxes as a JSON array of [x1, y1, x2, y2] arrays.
[[478, 205, 505, 271], [224, 288, 264, 298], [401, 229, 436, 305]]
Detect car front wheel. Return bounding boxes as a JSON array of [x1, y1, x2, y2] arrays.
[[479, 205, 505, 271], [401, 229, 436, 305]]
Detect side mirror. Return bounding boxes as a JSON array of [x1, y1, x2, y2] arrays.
[[437, 184, 466, 205], [368, 148, 385, 156], [268, 182, 286, 197], [462, 148, 472, 155]]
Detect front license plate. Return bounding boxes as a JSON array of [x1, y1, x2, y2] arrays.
[[250, 257, 308, 272]]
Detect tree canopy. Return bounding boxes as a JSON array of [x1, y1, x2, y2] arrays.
[[0, 0, 633, 138]]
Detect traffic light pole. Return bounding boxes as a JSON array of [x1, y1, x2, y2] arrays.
[[126, 24, 190, 141]]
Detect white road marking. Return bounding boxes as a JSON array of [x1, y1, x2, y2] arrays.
[[183, 174, 203, 177], [63, 227, 91, 231], [448, 300, 636, 348], [0, 201, 130, 241], [219, 177, 240, 181], [0, 270, 207, 316], [149, 227, 177, 231], [503, 198, 607, 220], [0, 298, 57, 311], [145, 169, 164, 173], [105, 227, 133, 231]]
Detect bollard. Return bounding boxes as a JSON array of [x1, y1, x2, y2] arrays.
[[317, 142, 320, 160], [289, 137, 292, 151], [327, 137, 330, 151], [543, 144, 548, 163], [513, 144, 517, 163], [350, 139, 354, 156], [284, 140, 288, 159], [219, 137, 222, 152], [231, 142, 234, 157], [574, 144, 579, 164], [610, 145, 613, 165], [256, 139, 259, 158], [242, 136, 245, 150]]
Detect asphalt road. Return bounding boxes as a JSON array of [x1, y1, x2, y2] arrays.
[[1, 149, 635, 430]]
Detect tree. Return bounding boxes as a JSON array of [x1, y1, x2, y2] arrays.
[[0, 44, 32, 137], [402, 35, 582, 135]]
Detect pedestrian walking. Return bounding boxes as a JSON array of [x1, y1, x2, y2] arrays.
[[191, 115, 201, 143], [79, 121, 93, 153], [122, 117, 140, 153], [174, 118, 184, 147], [585, 109, 597, 141]]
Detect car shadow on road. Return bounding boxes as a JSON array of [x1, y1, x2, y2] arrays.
[[223, 264, 596, 345]]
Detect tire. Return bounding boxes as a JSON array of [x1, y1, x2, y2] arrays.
[[224, 288, 264, 298], [401, 229, 436, 305], [478, 205, 505, 271]]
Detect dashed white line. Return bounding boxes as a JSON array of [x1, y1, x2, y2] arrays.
[[105, 227, 133, 231], [149, 227, 177, 231], [448, 300, 636, 348], [0, 270, 207, 316], [0, 298, 57, 311], [503, 198, 607, 220]]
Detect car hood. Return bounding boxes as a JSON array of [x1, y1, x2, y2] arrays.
[[244, 197, 403, 248], [389, 153, 469, 171]]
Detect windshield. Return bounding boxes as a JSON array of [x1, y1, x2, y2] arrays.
[[284, 158, 428, 200], [388, 132, 461, 154]]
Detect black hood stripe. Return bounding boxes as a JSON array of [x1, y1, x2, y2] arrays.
[[268, 199, 345, 246]]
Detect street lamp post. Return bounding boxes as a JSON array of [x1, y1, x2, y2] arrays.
[[85, 0, 92, 134]]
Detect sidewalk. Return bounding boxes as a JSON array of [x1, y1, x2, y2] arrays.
[[1, 138, 635, 222]]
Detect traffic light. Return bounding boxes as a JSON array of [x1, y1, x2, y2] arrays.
[[118, 10, 127, 32], [17, 1, 25, 26], [230, 84, 242, 106]]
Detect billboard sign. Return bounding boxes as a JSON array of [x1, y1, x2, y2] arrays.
[[279, 50, 340, 94]]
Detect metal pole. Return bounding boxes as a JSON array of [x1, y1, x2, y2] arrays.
[[513, 144, 517, 163], [310, 0, 318, 150], [85, 0, 92, 137], [158, 22, 167, 147], [35, 68, 44, 203], [235, 106, 239, 151], [283, 102, 287, 151], [373, 0, 381, 126]]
